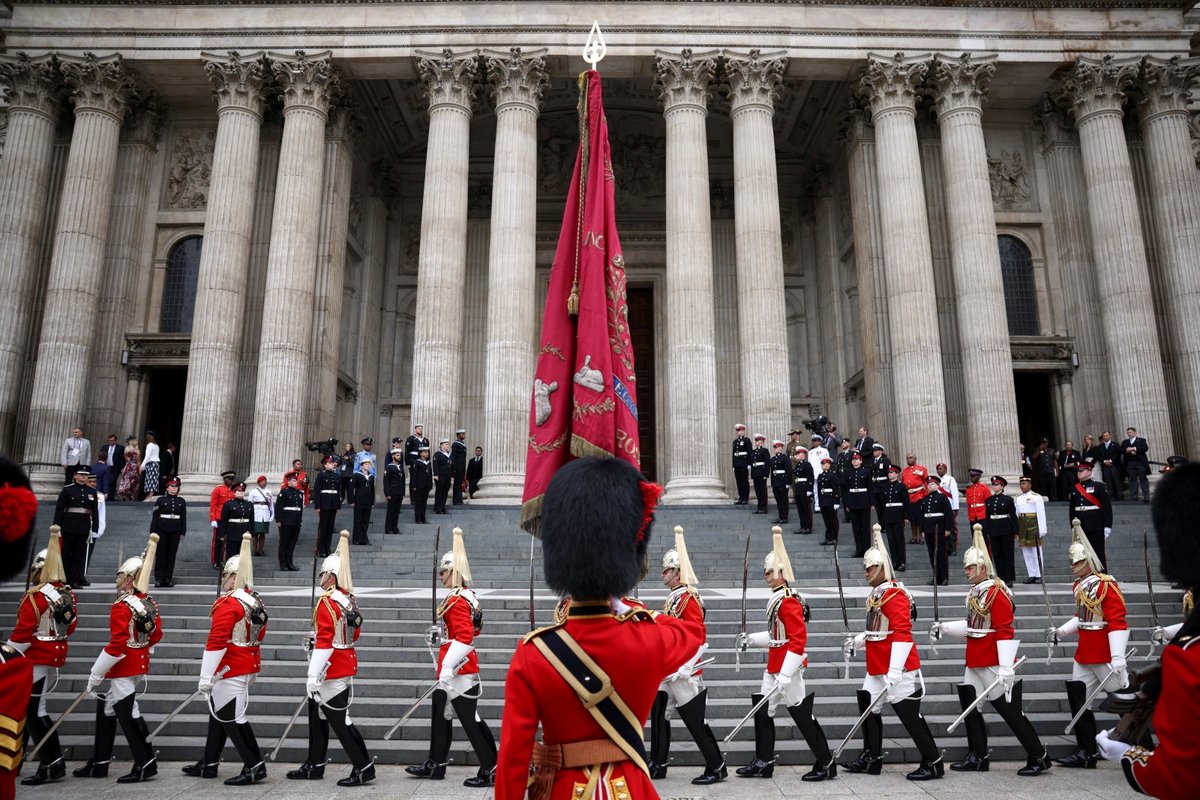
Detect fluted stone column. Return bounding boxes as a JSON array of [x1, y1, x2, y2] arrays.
[[857, 53, 950, 460], [656, 49, 725, 503], [1136, 56, 1200, 455], [178, 52, 267, 485], [476, 48, 545, 502], [409, 49, 477, 443], [931, 54, 1020, 478], [21, 54, 135, 485], [1062, 56, 1173, 452], [249, 52, 338, 478], [724, 50, 791, 440], [0, 55, 61, 454]]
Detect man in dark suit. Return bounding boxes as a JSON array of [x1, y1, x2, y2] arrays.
[[1095, 430, 1124, 500], [451, 429, 468, 505], [1057, 440, 1081, 503], [466, 447, 484, 498], [1121, 427, 1150, 502], [854, 427, 875, 457], [99, 434, 123, 497]]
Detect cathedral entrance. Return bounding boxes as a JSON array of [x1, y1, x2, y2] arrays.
[[1013, 371, 1057, 453], [627, 286, 657, 481], [144, 367, 188, 465]]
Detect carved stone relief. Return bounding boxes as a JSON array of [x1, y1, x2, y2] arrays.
[[987, 149, 1031, 210], [166, 127, 216, 209]]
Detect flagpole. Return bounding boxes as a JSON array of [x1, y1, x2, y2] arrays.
[[583, 21, 606, 70]]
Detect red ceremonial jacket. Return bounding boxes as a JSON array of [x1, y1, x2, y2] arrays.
[[314, 589, 359, 680], [965, 482, 990, 523], [766, 588, 807, 673], [866, 583, 920, 675], [1073, 574, 1127, 664], [664, 586, 706, 677], [964, 581, 1014, 668], [902, 465, 929, 504], [103, 592, 163, 678], [209, 485, 235, 524], [207, 591, 265, 678], [1121, 636, 1200, 799], [437, 589, 480, 676], [496, 601, 705, 800], [9, 583, 77, 667], [0, 647, 33, 798]]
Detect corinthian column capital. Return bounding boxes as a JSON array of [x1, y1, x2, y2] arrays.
[[326, 96, 364, 144], [857, 52, 931, 118], [1062, 54, 1139, 125], [1136, 55, 1200, 122], [124, 92, 166, 145], [417, 48, 480, 113], [269, 51, 339, 116], [485, 48, 548, 112], [654, 49, 718, 113], [722, 49, 786, 114], [203, 51, 268, 117], [60, 53, 137, 121], [0, 53, 62, 119], [931, 53, 997, 117]]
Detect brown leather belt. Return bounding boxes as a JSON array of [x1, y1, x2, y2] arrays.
[[533, 739, 628, 770]]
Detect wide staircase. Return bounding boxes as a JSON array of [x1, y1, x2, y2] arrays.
[[1, 499, 1174, 771]]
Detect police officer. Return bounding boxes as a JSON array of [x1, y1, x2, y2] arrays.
[[879, 464, 909, 572], [383, 449, 405, 535], [276, 472, 305, 570], [983, 476, 1019, 586], [844, 451, 873, 558], [53, 466, 98, 589], [451, 429, 468, 505], [792, 447, 815, 535], [750, 435, 770, 514], [816, 458, 842, 546], [150, 476, 186, 587], [217, 482, 255, 569], [1067, 458, 1112, 572], [410, 445, 433, 524], [312, 456, 343, 558], [732, 424, 752, 505], [769, 440, 793, 524]]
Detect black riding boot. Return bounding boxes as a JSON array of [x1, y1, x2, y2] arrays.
[[452, 693, 497, 787], [841, 690, 883, 774], [73, 700, 116, 777], [215, 697, 266, 786], [676, 690, 726, 785], [950, 684, 989, 771], [735, 693, 775, 778], [1054, 680, 1097, 768], [23, 677, 67, 785], [182, 716, 226, 778], [992, 682, 1051, 776], [318, 690, 374, 786], [406, 688, 451, 779], [113, 695, 158, 783], [647, 691, 671, 778], [287, 698, 329, 780], [788, 693, 836, 781], [893, 698, 943, 781]]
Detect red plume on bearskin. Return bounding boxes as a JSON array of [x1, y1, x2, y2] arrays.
[[0, 484, 36, 544]]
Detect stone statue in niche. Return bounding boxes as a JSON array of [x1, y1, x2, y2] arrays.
[[987, 149, 1031, 210], [167, 129, 215, 209]]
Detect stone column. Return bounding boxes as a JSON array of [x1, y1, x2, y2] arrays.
[[475, 48, 545, 502], [249, 52, 338, 478], [178, 52, 267, 484], [409, 49, 477, 443], [857, 53, 950, 460], [1062, 56, 1174, 452], [931, 54, 1020, 478], [654, 49, 726, 503], [0, 54, 61, 454], [21, 54, 136, 485], [1135, 56, 1200, 455], [724, 50, 791, 440]]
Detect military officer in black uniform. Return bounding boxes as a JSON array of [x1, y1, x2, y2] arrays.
[[311, 456, 342, 558], [451, 429, 468, 505], [792, 447, 815, 535], [1067, 458, 1113, 571], [982, 476, 1018, 585], [276, 472, 304, 570], [750, 435, 771, 514], [383, 449, 405, 535], [53, 466, 99, 588], [844, 451, 873, 557], [151, 476, 187, 587], [918, 475, 953, 585], [218, 482, 255, 566], [816, 458, 842, 545], [869, 443, 892, 523], [769, 440, 793, 524], [879, 464, 910, 572], [410, 445, 433, 524], [732, 424, 752, 505], [433, 439, 453, 514], [350, 461, 374, 545], [405, 424, 430, 468]]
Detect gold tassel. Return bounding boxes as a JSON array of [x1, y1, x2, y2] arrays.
[[567, 281, 581, 317]]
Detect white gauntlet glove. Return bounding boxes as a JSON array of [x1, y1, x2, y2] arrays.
[[88, 650, 124, 693], [439, 640, 474, 683], [1095, 729, 1130, 762], [198, 648, 225, 695], [307, 647, 333, 698], [885, 641, 913, 702]]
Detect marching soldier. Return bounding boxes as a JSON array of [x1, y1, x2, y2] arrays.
[[1045, 521, 1128, 769], [816, 458, 842, 546], [792, 447, 815, 535], [844, 451, 873, 558], [410, 445, 433, 524], [868, 443, 891, 523], [53, 466, 98, 588], [750, 435, 770, 514], [74, 534, 163, 783], [769, 441, 792, 524], [495, 457, 704, 800], [407, 528, 497, 786], [647, 528, 725, 785], [879, 464, 909, 572], [842, 526, 943, 781], [218, 482, 254, 569], [150, 477, 186, 588], [1014, 476, 1047, 584], [983, 476, 1019, 586], [929, 524, 1050, 776], [209, 470, 237, 569], [732, 424, 752, 505], [1067, 458, 1113, 572], [918, 474, 952, 586], [185, 534, 269, 785], [288, 530, 375, 786], [276, 472, 305, 571], [7, 530, 78, 785], [734, 529, 835, 782], [312, 456, 342, 558]]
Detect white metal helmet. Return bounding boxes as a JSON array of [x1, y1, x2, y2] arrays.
[[662, 526, 698, 585], [662, 548, 680, 571], [763, 526, 795, 581], [120, 533, 159, 593], [32, 549, 48, 570], [440, 527, 472, 588], [319, 530, 354, 592], [1067, 518, 1104, 574], [222, 533, 255, 590], [862, 524, 894, 581], [962, 522, 995, 575]]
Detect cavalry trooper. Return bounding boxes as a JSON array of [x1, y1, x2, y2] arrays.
[[735, 528, 835, 782], [930, 524, 1050, 776], [750, 435, 771, 514], [769, 440, 793, 524], [407, 527, 497, 787], [878, 464, 909, 572], [1067, 457, 1113, 572], [791, 447, 815, 535], [647, 527, 725, 785], [74, 534, 163, 783], [1045, 521, 1129, 769], [731, 423, 752, 505], [842, 526, 943, 781], [288, 530, 375, 786], [217, 481, 254, 569], [183, 533, 268, 785], [7, 529, 78, 785]]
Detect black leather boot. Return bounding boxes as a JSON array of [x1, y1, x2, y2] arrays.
[[337, 763, 376, 787], [950, 684, 989, 771], [183, 716, 227, 778], [892, 698, 943, 781], [841, 690, 883, 774], [463, 766, 496, 788], [21, 755, 66, 786], [1055, 681, 1098, 768], [676, 690, 726, 785], [219, 709, 267, 785], [735, 694, 775, 778], [647, 691, 671, 778], [991, 682, 1050, 776], [788, 693, 836, 781], [286, 761, 327, 780], [73, 700, 116, 778], [452, 693, 498, 786], [406, 688, 451, 779], [325, 689, 374, 782], [113, 695, 158, 783]]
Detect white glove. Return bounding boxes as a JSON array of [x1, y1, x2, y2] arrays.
[[1045, 626, 1059, 646], [4, 639, 29, 655], [929, 621, 941, 641], [425, 625, 441, 648], [775, 650, 803, 688], [306, 676, 322, 697], [88, 650, 123, 693], [439, 640, 474, 683], [674, 643, 706, 679], [735, 632, 750, 652], [885, 641, 913, 701], [1109, 628, 1130, 688], [307, 647, 333, 697], [1095, 729, 1129, 762], [842, 632, 865, 660], [833, 504, 840, 510], [198, 648, 225, 695], [212, 520, 218, 529], [1103, 527, 1112, 540], [1052, 617, 1080, 645], [997, 664, 1015, 694], [775, 671, 792, 688], [610, 596, 633, 615], [1152, 622, 1183, 646], [930, 619, 967, 641]]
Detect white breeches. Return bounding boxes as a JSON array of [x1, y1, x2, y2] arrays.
[[659, 674, 704, 715], [862, 670, 923, 712], [1021, 545, 1043, 578], [103, 676, 142, 717], [963, 666, 1003, 701], [1072, 661, 1124, 705], [32, 664, 55, 717], [209, 673, 255, 724], [315, 676, 354, 725], [441, 673, 480, 718], [760, 669, 808, 714]]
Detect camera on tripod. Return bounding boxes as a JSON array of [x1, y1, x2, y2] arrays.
[[304, 437, 339, 458], [801, 415, 832, 438]]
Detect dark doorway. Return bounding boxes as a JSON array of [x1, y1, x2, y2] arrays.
[[144, 367, 188, 470], [627, 286, 657, 482], [1013, 371, 1056, 454]]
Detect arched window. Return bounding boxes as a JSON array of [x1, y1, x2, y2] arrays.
[[159, 235, 202, 333], [998, 234, 1039, 336]]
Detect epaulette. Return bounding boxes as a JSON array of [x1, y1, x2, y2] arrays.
[[615, 607, 656, 623], [522, 620, 564, 644]]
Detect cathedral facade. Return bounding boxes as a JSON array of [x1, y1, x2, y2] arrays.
[[0, 1, 1196, 500]]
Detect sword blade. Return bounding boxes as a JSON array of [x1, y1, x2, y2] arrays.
[[722, 682, 782, 743], [269, 695, 310, 761], [529, 533, 536, 632], [1034, 540, 1055, 662], [432, 525, 442, 624], [1065, 648, 1137, 734], [1144, 532, 1160, 629], [830, 687, 889, 762], [947, 656, 1027, 733], [149, 665, 230, 740], [28, 685, 91, 761], [736, 535, 750, 674], [384, 681, 441, 740]]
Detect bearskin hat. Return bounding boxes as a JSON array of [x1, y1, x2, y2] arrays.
[[541, 457, 659, 601], [1152, 462, 1200, 592], [0, 456, 37, 582]]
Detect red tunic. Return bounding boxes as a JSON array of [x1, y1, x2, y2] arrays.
[[964, 582, 1014, 669], [314, 591, 359, 680], [437, 590, 480, 676], [865, 584, 920, 675], [496, 604, 705, 800], [665, 588, 706, 677], [1122, 638, 1200, 799], [206, 592, 264, 678], [1074, 576, 1128, 665], [766, 592, 807, 673], [9, 583, 77, 667], [901, 465, 929, 504], [0, 648, 33, 800], [103, 593, 163, 678], [965, 482, 990, 523]]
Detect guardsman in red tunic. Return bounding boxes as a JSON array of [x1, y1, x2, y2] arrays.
[[287, 530, 374, 786], [964, 468, 988, 526], [734, 528, 834, 782], [646, 527, 725, 784], [1095, 462, 1200, 799], [930, 523, 1049, 775], [496, 457, 705, 800], [900, 453, 930, 544], [74, 533, 163, 783], [1045, 519, 1128, 769], [209, 470, 237, 567], [183, 533, 268, 785], [406, 527, 498, 787], [842, 525, 942, 780], [6, 529, 77, 785]]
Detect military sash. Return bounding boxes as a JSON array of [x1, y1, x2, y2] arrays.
[[1074, 483, 1103, 508]]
